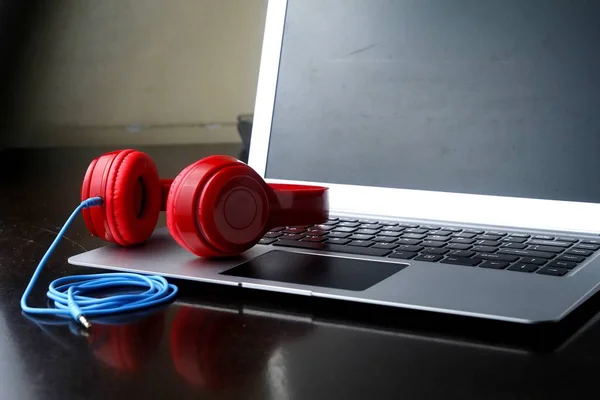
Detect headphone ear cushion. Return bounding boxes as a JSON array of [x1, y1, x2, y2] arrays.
[[82, 150, 161, 245], [107, 150, 161, 245]]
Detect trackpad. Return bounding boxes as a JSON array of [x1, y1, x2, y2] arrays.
[[221, 250, 405, 291]]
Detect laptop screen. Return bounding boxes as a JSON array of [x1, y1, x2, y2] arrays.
[[264, 0, 600, 204]]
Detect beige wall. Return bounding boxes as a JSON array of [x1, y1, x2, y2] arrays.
[[11, 0, 268, 147]]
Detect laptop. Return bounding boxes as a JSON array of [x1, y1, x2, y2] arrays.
[[70, 0, 600, 324]]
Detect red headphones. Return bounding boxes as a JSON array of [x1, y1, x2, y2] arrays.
[[80, 149, 328, 257]]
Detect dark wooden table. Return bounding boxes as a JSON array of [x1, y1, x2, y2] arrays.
[[2, 144, 600, 399]]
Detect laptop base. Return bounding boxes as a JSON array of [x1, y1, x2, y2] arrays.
[[68, 226, 600, 326]]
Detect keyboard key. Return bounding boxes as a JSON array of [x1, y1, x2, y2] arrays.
[[474, 240, 501, 247], [333, 227, 357, 233], [441, 227, 462, 232], [520, 257, 547, 265], [501, 243, 527, 250], [315, 224, 334, 230], [327, 217, 339, 221], [421, 240, 447, 248], [464, 229, 484, 234], [509, 233, 530, 239], [527, 245, 564, 254], [283, 227, 307, 234], [446, 243, 472, 250], [356, 229, 380, 235], [389, 251, 417, 259], [472, 245, 497, 253], [566, 248, 593, 257], [449, 250, 476, 258], [474, 253, 519, 262], [537, 266, 568, 276], [379, 226, 404, 232], [273, 239, 393, 257], [477, 234, 502, 241], [497, 248, 554, 259], [328, 232, 352, 239], [575, 243, 600, 251], [581, 239, 600, 245], [425, 235, 451, 242], [441, 257, 481, 267], [501, 236, 527, 244], [453, 233, 476, 239], [374, 236, 398, 243], [486, 231, 507, 237], [403, 233, 427, 240], [548, 260, 576, 269], [350, 234, 375, 241], [348, 240, 375, 247], [397, 222, 419, 228], [269, 227, 285, 232], [508, 263, 539, 273], [358, 219, 378, 224], [414, 254, 443, 262], [480, 261, 509, 269], [533, 235, 554, 240], [264, 232, 283, 238], [379, 231, 402, 237], [396, 238, 421, 245], [338, 222, 361, 228], [302, 236, 326, 242], [405, 228, 428, 234], [420, 225, 441, 230], [397, 245, 424, 252], [450, 238, 476, 245], [429, 230, 453, 236], [282, 233, 305, 240], [380, 222, 400, 227], [359, 224, 383, 230], [326, 238, 351, 245], [558, 254, 584, 263], [339, 217, 358, 222], [259, 238, 276, 245], [526, 240, 571, 248], [372, 242, 399, 250], [307, 229, 327, 235], [422, 248, 449, 255], [556, 237, 578, 243]]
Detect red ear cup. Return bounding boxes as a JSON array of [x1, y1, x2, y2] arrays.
[[170, 308, 224, 387], [170, 307, 267, 389], [81, 149, 162, 245], [166, 155, 270, 257], [170, 306, 314, 389], [88, 312, 165, 372]]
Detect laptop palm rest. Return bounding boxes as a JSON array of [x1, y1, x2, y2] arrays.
[[221, 250, 406, 291]]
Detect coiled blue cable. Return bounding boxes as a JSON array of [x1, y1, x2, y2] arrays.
[[20, 197, 178, 328]]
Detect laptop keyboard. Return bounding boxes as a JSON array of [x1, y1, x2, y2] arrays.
[[258, 217, 600, 277]]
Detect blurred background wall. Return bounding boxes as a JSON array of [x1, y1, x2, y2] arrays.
[[3, 0, 267, 148], [0, 0, 34, 152]]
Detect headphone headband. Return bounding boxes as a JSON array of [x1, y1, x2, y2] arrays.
[[266, 183, 329, 228]]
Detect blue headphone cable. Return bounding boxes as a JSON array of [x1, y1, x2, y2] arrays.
[[20, 197, 178, 328]]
